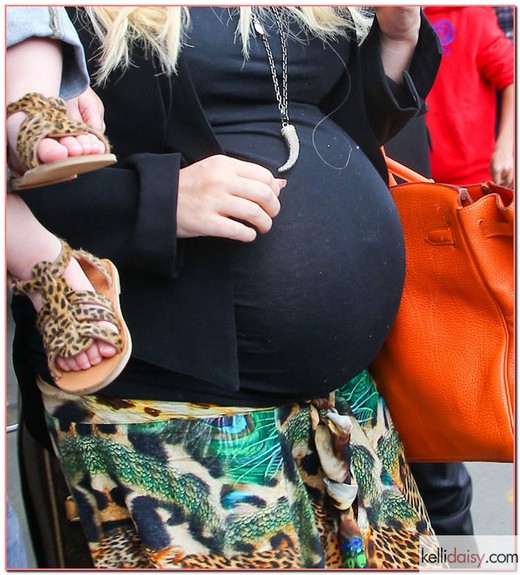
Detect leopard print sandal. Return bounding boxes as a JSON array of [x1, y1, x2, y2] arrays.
[[10, 240, 132, 395], [7, 92, 116, 191]]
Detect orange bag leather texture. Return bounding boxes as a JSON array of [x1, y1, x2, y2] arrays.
[[371, 158, 515, 463]]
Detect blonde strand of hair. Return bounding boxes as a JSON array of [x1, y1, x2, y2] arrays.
[[86, 6, 371, 82]]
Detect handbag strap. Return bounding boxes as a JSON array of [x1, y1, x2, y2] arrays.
[[381, 148, 432, 185]]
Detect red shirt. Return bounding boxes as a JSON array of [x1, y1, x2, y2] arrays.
[[424, 6, 514, 184]]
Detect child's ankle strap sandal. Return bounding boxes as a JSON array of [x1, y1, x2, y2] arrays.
[[10, 240, 129, 389], [7, 92, 116, 190], [7, 92, 111, 174]]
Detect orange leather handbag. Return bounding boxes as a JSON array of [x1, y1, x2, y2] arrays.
[[371, 157, 515, 463]]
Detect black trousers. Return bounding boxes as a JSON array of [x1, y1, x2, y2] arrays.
[[410, 462, 474, 536]]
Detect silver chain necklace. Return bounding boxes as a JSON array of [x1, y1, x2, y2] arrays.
[[252, 9, 300, 173]]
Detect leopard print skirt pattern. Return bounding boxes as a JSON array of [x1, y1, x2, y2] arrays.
[[39, 370, 434, 569]]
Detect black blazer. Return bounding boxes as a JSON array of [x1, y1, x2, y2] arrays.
[[13, 10, 441, 439]]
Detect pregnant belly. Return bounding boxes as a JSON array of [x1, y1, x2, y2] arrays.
[[231, 133, 405, 399]]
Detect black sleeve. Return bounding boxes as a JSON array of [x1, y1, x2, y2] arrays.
[[320, 9, 441, 181], [359, 10, 442, 144], [19, 152, 183, 279]]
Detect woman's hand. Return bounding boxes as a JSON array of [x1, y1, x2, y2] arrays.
[[490, 84, 515, 188], [375, 7, 421, 83], [177, 155, 285, 242], [66, 86, 106, 133], [62, 87, 108, 155], [491, 144, 515, 189]]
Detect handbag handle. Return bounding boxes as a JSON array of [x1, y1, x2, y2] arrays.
[[381, 148, 432, 185]]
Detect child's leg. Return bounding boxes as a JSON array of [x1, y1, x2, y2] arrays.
[[7, 194, 118, 373], [6, 8, 127, 385], [6, 7, 89, 99]]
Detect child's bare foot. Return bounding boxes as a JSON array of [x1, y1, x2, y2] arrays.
[[22, 254, 120, 374], [7, 110, 106, 177], [55, 256, 120, 373]]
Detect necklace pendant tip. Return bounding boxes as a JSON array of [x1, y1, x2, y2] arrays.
[[278, 123, 300, 173]]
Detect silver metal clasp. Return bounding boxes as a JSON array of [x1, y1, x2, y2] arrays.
[[458, 187, 473, 205]]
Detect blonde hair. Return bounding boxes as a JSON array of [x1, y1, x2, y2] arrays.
[[85, 6, 372, 84]]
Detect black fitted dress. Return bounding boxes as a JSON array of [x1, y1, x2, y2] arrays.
[[112, 7, 405, 403]]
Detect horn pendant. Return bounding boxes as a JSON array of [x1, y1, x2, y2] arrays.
[[278, 123, 300, 173]]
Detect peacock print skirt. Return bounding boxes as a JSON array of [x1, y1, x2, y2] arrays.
[[39, 369, 435, 569]]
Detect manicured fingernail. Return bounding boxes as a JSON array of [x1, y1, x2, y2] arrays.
[[277, 179, 287, 188]]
